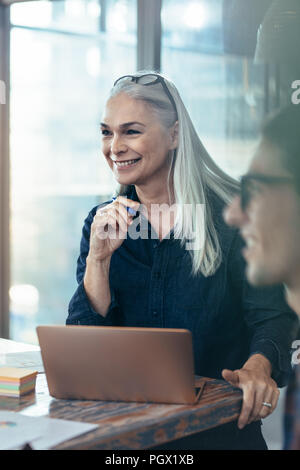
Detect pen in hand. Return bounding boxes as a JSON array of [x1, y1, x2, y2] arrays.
[[112, 196, 138, 216]]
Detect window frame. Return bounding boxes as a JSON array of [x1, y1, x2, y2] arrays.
[[0, 3, 10, 338]]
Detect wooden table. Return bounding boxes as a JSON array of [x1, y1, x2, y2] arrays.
[[0, 339, 243, 450]]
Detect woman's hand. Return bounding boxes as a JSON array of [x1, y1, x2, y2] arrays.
[[222, 354, 280, 429], [89, 196, 140, 262]]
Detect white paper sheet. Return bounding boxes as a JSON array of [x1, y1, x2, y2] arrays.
[[30, 416, 98, 450], [0, 411, 98, 450], [0, 351, 44, 373], [0, 411, 44, 450]]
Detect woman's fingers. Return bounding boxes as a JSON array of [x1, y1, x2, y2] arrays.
[[222, 364, 279, 430], [116, 196, 140, 213], [95, 208, 128, 235], [259, 387, 280, 420], [249, 384, 268, 422], [89, 196, 140, 260], [95, 197, 138, 234], [248, 383, 280, 424], [237, 385, 255, 429], [95, 211, 129, 239]]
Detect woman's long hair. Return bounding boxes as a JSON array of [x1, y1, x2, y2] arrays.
[[109, 70, 239, 277]]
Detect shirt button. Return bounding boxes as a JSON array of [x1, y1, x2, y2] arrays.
[[153, 310, 158, 316], [154, 272, 161, 279]]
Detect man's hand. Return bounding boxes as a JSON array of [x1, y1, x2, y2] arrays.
[[222, 354, 280, 429]]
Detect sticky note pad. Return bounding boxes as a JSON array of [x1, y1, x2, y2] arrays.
[[0, 367, 37, 397]]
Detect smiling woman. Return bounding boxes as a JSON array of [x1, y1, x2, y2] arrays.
[[67, 71, 299, 451], [100, 119, 145, 171], [107, 71, 240, 275], [100, 93, 177, 195]]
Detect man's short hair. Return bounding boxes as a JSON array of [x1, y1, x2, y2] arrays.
[[262, 104, 300, 193]]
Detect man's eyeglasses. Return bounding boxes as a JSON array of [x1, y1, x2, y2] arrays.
[[113, 73, 178, 119], [240, 173, 294, 211]]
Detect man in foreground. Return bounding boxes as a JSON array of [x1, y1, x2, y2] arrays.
[[224, 104, 300, 449]]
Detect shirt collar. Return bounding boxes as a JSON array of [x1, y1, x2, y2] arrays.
[[125, 185, 140, 203]]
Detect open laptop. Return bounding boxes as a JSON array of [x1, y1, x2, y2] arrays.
[[36, 325, 205, 405]]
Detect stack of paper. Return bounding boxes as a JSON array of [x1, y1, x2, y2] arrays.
[[0, 367, 37, 397]]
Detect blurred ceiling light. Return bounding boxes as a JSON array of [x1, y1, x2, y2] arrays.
[[183, 2, 208, 29], [9, 284, 39, 317]]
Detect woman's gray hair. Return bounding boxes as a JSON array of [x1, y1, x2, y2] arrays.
[[109, 70, 239, 277]]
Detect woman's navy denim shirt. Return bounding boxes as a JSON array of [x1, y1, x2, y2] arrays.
[[66, 185, 299, 387]]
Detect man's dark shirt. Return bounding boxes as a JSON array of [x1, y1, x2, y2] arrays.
[[284, 364, 300, 449], [66, 185, 299, 386]]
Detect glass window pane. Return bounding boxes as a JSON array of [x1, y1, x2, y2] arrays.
[[10, 0, 137, 343], [11, 0, 137, 36], [161, 0, 265, 178]]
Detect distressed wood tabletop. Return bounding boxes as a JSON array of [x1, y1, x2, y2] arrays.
[[0, 339, 243, 449]]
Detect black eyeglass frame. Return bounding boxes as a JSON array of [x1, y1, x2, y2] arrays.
[[240, 173, 295, 210], [113, 74, 178, 120]]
